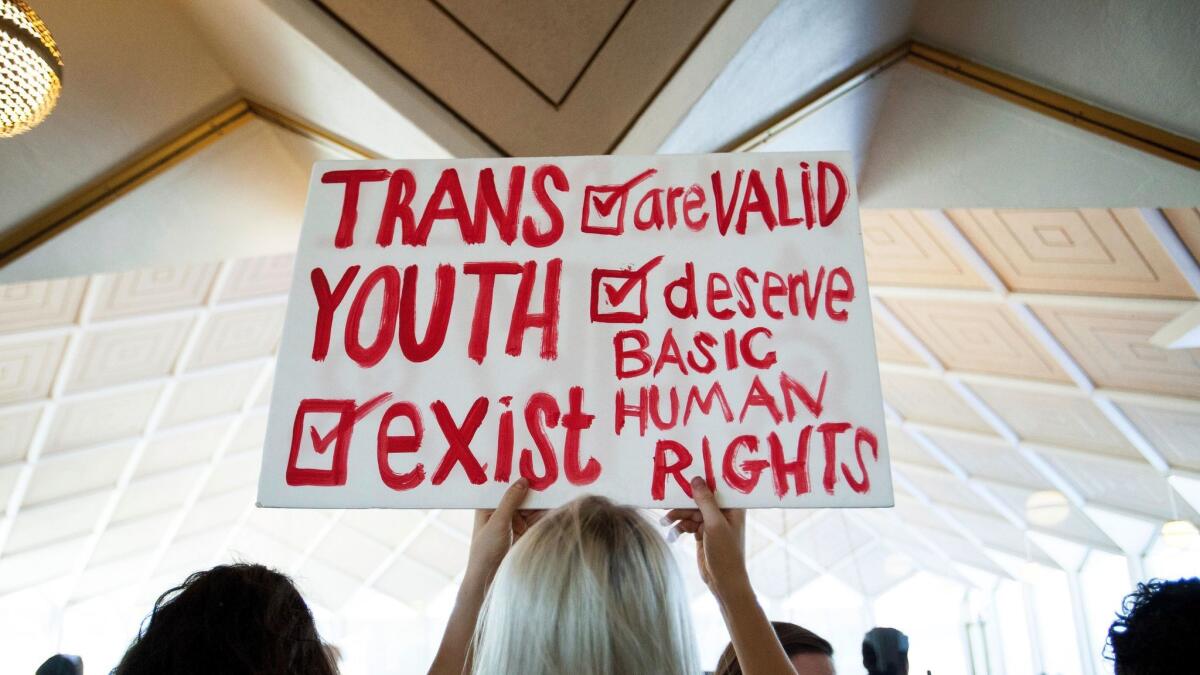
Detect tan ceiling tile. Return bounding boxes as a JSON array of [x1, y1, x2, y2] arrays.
[[967, 382, 1141, 459], [156, 529, 226, 578], [1031, 304, 1200, 397], [884, 298, 1070, 382], [0, 538, 84, 594], [873, 317, 924, 364], [982, 480, 1113, 548], [897, 463, 991, 516], [159, 364, 261, 429], [136, 421, 226, 478], [202, 449, 260, 498], [5, 491, 108, 555], [186, 304, 284, 371], [90, 512, 173, 566], [341, 508, 430, 549], [24, 443, 133, 507], [860, 210, 988, 288], [91, 263, 218, 320], [0, 404, 42, 463], [0, 461, 23, 508], [177, 488, 252, 539], [0, 277, 86, 334], [1035, 448, 1196, 522], [1116, 397, 1200, 472], [403, 524, 468, 579], [113, 466, 199, 524], [1162, 208, 1200, 262], [73, 555, 144, 601], [0, 335, 67, 404], [948, 208, 1195, 298], [921, 430, 1050, 489], [294, 557, 360, 611], [44, 385, 161, 455], [219, 254, 294, 303], [884, 424, 941, 468], [310, 522, 393, 580], [880, 370, 993, 434], [374, 555, 449, 611], [65, 317, 194, 393]]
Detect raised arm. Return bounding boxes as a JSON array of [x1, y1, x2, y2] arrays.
[[427, 479, 532, 675], [667, 478, 795, 675]]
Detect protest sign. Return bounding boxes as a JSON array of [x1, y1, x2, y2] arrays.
[[257, 153, 892, 508]]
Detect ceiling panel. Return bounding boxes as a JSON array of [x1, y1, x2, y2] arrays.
[[186, 304, 285, 371], [159, 365, 261, 429], [920, 430, 1049, 489], [136, 422, 227, 478], [884, 425, 942, 469], [219, 254, 294, 303], [65, 318, 193, 393], [1034, 448, 1194, 522], [90, 264, 219, 320], [1162, 208, 1200, 261], [0, 277, 86, 334], [873, 316, 924, 364], [1031, 304, 1200, 398], [0, 405, 41, 463], [43, 385, 161, 455], [982, 480, 1113, 549], [860, 210, 988, 288], [967, 382, 1140, 460], [374, 556, 451, 610], [4, 491, 108, 555], [113, 467, 200, 524], [0, 335, 67, 404], [317, 0, 729, 155], [23, 443, 133, 507], [437, 0, 630, 102], [1116, 397, 1200, 473], [948, 208, 1195, 298], [884, 298, 1070, 382], [880, 370, 993, 433]]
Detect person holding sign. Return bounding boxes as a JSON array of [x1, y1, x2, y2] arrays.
[[427, 478, 796, 675]]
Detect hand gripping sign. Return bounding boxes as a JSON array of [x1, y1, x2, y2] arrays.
[[258, 153, 893, 509]]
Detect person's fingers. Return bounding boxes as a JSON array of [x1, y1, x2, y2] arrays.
[[491, 478, 529, 524], [690, 477, 725, 526], [663, 509, 702, 525]]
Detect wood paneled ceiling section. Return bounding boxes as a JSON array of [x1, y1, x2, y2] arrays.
[[315, 0, 729, 155]]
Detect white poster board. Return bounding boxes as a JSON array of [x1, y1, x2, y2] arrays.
[[258, 153, 892, 508]]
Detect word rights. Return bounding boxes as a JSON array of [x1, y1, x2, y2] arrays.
[[258, 152, 893, 509]]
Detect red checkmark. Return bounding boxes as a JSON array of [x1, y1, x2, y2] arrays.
[[581, 168, 658, 235], [306, 392, 392, 455], [602, 255, 664, 306]]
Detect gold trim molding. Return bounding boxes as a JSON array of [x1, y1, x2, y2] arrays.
[[4, 44, 1196, 269], [0, 99, 376, 269], [730, 40, 1200, 173]]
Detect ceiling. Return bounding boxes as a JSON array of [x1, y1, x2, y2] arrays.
[[1, 207, 1197, 617], [0, 0, 1198, 668]]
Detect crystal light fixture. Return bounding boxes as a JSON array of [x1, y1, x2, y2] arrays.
[[1, 0, 63, 137]]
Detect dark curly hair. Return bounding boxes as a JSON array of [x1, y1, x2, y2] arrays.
[[1107, 577, 1200, 675], [113, 563, 338, 675]]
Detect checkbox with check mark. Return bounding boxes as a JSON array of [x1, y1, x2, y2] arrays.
[[286, 393, 391, 486], [581, 168, 658, 235], [590, 255, 665, 324]]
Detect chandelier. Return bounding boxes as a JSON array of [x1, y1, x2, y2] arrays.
[[1, 0, 63, 137]]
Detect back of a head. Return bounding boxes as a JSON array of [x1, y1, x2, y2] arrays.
[[862, 627, 909, 675], [35, 654, 82, 675], [473, 495, 700, 675], [113, 563, 337, 675], [1108, 577, 1200, 675], [714, 621, 833, 675]]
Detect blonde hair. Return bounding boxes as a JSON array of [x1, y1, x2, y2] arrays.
[[471, 496, 701, 675]]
